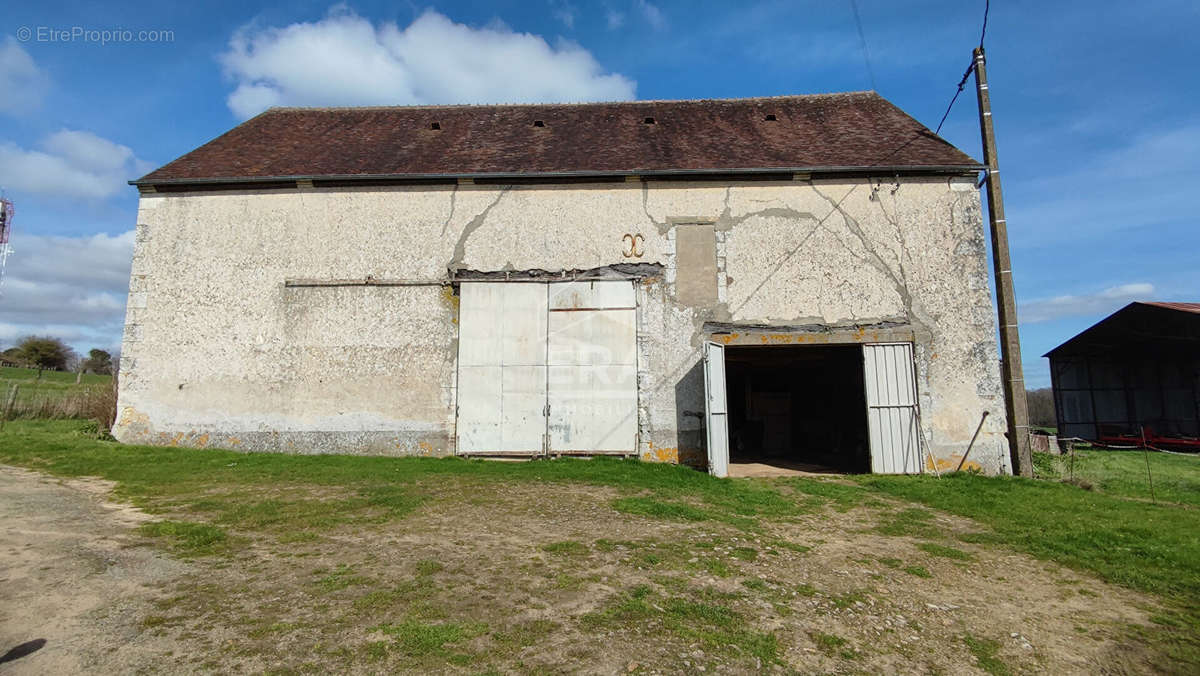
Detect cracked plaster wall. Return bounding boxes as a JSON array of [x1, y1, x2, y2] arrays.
[[115, 177, 1009, 474]]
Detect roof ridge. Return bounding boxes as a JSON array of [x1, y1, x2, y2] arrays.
[[261, 91, 880, 114]]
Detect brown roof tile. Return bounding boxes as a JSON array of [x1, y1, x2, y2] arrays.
[[137, 92, 980, 185]]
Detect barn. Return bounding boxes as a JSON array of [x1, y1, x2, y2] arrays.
[[1046, 301, 1200, 449], [114, 92, 1012, 476]]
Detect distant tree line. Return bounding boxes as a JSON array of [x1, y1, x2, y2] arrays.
[[1, 336, 117, 377], [1026, 388, 1057, 429]]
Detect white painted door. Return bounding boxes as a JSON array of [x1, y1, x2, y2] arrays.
[[456, 283, 548, 454], [703, 341, 729, 477], [547, 281, 638, 453], [862, 342, 922, 474]]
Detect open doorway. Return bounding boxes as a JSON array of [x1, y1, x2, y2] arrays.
[[723, 345, 870, 474]]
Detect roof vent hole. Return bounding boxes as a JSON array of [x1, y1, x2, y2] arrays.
[[533, 120, 546, 127], [643, 117, 656, 124], [764, 114, 778, 121], [430, 122, 441, 130]]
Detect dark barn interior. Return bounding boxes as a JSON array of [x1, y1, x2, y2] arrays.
[[724, 345, 870, 473], [1047, 302, 1200, 448]]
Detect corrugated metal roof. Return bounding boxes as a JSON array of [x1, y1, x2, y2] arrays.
[[1043, 301, 1200, 357], [135, 92, 980, 186], [1139, 302, 1200, 314]]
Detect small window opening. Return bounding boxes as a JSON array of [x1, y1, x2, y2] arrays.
[[643, 116, 656, 124], [430, 122, 441, 130], [533, 120, 546, 127], [764, 114, 778, 121]]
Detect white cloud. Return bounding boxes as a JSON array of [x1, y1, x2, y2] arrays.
[[0, 130, 151, 200], [550, 0, 577, 29], [0, 230, 133, 352], [220, 7, 636, 119], [0, 38, 49, 114], [605, 9, 626, 30], [635, 0, 666, 30], [1019, 282, 1154, 324]]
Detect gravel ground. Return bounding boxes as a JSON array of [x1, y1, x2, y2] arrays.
[[0, 466, 188, 674]]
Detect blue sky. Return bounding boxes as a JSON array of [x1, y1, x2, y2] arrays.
[[0, 0, 1197, 386]]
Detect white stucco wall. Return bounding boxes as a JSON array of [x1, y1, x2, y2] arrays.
[[115, 176, 1010, 474]]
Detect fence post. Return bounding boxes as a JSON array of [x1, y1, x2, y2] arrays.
[[0, 384, 18, 431]]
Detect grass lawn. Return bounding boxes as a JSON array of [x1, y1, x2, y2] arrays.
[[1, 420, 1197, 672], [1033, 446, 1200, 507], [0, 365, 112, 408]]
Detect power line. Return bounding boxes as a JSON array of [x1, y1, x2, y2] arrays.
[[932, 0, 991, 136], [979, 0, 990, 48], [849, 0, 877, 91]]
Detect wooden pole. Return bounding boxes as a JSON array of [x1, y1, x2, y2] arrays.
[[956, 411, 990, 472], [0, 384, 18, 431], [1140, 425, 1156, 503], [973, 47, 1032, 477]]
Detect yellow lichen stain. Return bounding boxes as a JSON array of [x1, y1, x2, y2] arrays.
[[193, 433, 210, 448], [926, 455, 981, 472], [417, 441, 435, 457], [641, 442, 679, 464], [227, 437, 242, 446], [439, 284, 460, 311], [718, 333, 740, 345], [168, 432, 184, 447]]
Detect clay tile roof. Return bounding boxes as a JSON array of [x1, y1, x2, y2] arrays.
[[136, 92, 980, 185]]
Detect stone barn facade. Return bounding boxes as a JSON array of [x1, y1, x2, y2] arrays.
[[115, 92, 1012, 476]]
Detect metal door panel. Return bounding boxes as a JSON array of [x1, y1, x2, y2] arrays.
[[548, 364, 637, 451], [547, 309, 637, 366], [863, 343, 921, 474], [546, 280, 638, 454], [549, 280, 636, 310], [703, 341, 729, 477], [456, 365, 502, 451], [500, 365, 548, 452], [501, 284, 550, 366], [456, 282, 548, 454]]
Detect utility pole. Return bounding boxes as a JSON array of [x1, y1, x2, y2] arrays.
[[973, 46, 1032, 477]]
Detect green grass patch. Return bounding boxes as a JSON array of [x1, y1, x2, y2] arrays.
[[1034, 449, 1200, 507], [810, 631, 856, 659], [730, 546, 758, 561], [916, 542, 973, 561], [861, 472, 1200, 670], [583, 585, 779, 665], [962, 634, 1010, 676], [541, 540, 588, 556], [903, 565, 933, 578], [741, 578, 769, 592], [138, 520, 227, 555], [314, 565, 371, 592], [831, 589, 869, 609], [415, 559, 444, 576], [874, 506, 941, 538], [788, 478, 872, 511], [374, 619, 487, 658]]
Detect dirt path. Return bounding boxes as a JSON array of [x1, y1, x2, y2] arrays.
[[0, 465, 1168, 674], [0, 466, 187, 674]]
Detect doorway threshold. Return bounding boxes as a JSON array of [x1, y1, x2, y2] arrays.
[[727, 461, 847, 478]]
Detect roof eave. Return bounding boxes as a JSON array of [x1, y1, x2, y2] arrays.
[[130, 164, 985, 188]]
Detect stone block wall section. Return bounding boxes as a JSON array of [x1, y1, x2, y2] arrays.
[[114, 177, 1011, 474]]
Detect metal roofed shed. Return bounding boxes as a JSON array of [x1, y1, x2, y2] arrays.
[[1045, 302, 1200, 449]]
